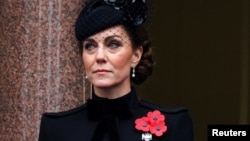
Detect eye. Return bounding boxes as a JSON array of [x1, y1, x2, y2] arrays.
[[108, 40, 121, 49], [83, 42, 96, 51]]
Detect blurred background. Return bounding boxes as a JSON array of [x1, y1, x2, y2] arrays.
[[137, 0, 250, 141], [0, 0, 249, 141]]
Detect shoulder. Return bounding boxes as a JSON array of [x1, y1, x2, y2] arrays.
[[42, 104, 87, 118], [39, 104, 89, 140], [139, 100, 188, 114]]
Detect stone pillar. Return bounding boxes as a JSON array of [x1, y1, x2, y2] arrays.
[[0, 0, 90, 140]]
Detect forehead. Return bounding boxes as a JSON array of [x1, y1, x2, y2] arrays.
[[86, 25, 129, 40]]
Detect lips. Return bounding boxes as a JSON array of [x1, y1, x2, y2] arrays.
[[93, 69, 111, 74]]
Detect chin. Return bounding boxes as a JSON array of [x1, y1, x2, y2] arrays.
[[92, 80, 115, 88]]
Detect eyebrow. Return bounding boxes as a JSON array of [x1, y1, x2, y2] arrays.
[[83, 38, 95, 43], [84, 35, 122, 42], [105, 35, 122, 41]]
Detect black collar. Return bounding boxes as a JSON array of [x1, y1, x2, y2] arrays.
[[87, 87, 139, 120]]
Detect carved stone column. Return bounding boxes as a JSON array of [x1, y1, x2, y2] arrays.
[[0, 0, 90, 140]]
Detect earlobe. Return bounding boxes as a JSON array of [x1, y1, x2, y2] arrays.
[[132, 46, 143, 66]]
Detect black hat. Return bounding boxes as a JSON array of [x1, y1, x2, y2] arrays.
[[75, 0, 147, 41]]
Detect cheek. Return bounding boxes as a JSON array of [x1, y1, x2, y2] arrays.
[[111, 53, 133, 71], [82, 54, 92, 71]]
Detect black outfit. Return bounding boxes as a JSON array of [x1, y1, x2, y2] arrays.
[[38, 88, 194, 141]]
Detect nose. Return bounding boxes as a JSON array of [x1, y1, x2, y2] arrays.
[[95, 47, 106, 63]]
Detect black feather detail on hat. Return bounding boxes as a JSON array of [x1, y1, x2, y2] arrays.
[[75, 0, 147, 41]]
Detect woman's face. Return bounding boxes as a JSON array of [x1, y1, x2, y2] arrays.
[[82, 25, 142, 89]]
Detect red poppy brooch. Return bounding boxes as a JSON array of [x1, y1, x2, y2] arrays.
[[135, 110, 167, 140]]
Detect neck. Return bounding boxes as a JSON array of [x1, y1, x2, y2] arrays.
[[93, 84, 131, 99]]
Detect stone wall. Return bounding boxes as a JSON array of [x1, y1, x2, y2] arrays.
[[0, 0, 90, 140]]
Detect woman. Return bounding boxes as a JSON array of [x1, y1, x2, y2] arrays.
[[38, 0, 194, 141]]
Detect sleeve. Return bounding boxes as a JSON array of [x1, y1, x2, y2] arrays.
[[167, 111, 194, 141], [38, 114, 54, 141]]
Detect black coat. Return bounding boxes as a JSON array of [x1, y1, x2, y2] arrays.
[[38, 89, 194, 141]]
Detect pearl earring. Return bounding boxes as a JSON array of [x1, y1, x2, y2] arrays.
[[85, 75, 88, 79], [132, 67, 135, 78]]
